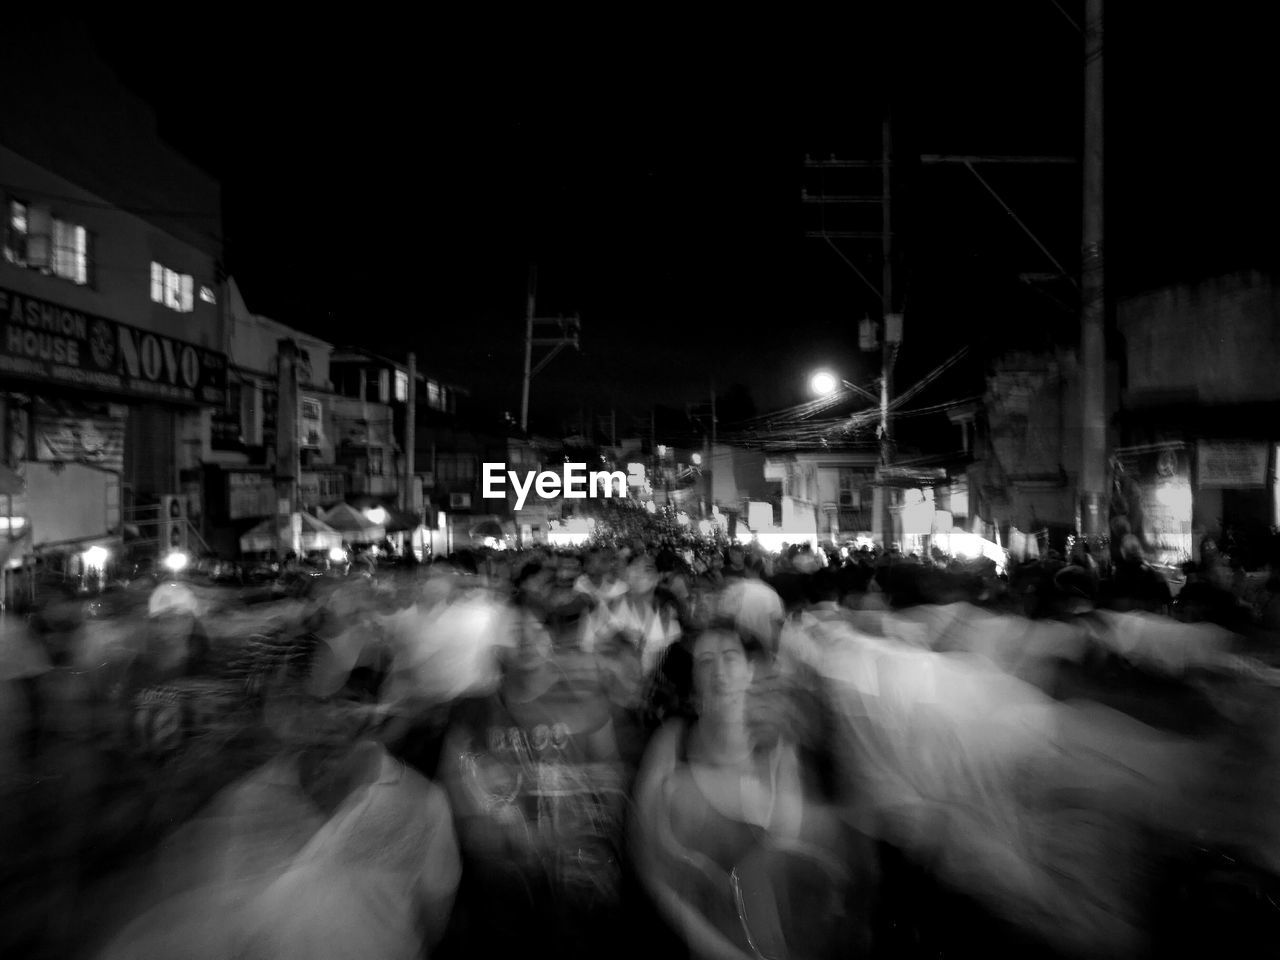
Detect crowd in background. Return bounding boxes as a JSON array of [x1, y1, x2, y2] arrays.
[[4, 530, 1280, 959]]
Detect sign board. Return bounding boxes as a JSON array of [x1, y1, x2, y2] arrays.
[[227, 472, 276, 520], [1116, 445, 1193, 567], [33, 397, 125, 473], [0, 285, 227, 406], [1197, 441, 1268, 488]]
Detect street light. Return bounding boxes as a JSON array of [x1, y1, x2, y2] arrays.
[[809, 370, 838, 397]]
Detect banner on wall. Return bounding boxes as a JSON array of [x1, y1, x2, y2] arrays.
[[33, 397, 126, 474], [1197, 441, 1268, 488], [1115, 444, 1193, 567]]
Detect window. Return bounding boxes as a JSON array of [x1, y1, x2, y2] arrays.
[[395, 369, 409, 403], [151, 261, 194, 312], [320, 473, 344, 501], [838, 471, 857, 507], [426, 381, 445, 411], [5, 200, 30, 263], [5, 199, 92, 284], [436, 454, 476, 482], [300, 398, 323, 448]]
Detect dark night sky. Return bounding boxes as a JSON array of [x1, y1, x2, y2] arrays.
[[79, 5, 1276, 436]]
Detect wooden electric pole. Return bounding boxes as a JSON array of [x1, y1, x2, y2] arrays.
[[1080, 0, 1107, 541], [519, 265, 581, 434]]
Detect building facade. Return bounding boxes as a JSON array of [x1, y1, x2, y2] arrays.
[[0, 25, 226, 588]]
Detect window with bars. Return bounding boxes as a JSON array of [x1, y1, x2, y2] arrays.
[[435, 454, 476, 482], [838, 470, 857, 506], [151, 261, 194, 312], [4, 199, 93, 285]]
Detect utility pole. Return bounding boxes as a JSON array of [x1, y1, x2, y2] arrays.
[[519, 264, 581, 434], [274, 338, 300, 557], [874, 113, 896, 550], [1080, 0, 1107, 543], [520, 265, 536, 434], [403, 351, 416, 517], [804, 114, 900, 549], [706, 382, 717, 514]]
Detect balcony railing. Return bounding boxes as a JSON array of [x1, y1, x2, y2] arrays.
[[835, 507, 872, 533]]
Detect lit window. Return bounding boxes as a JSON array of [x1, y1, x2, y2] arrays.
[[151, 261, 195, 313], [52, 220, 89, 284], [6, 200, 91, 284], [199, 285, 217, 304], [395, 370, 409, 403], [5, 201, 30, 264]]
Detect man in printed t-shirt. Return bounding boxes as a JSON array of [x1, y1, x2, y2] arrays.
[[440, 602, 626, 960]]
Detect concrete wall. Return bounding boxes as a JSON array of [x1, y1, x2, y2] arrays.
[[711, 444, 772, 507], [0, 145, 221, 349], [1118, 271, 1280, 404]]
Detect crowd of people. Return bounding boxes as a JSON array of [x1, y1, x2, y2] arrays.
[[3, 532, 1280, 959]]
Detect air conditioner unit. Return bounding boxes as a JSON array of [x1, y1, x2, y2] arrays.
[[159, 494, 188, 553], [449, 492, 472, 509]]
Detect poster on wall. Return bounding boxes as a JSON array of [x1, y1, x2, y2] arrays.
[[33, 397, 126, 474], [227, 471, 276, 520], [1197, 441, 1268, 488], [1115, 445, 1193, 567]]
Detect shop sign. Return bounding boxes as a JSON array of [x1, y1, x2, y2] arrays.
[[0, 285, 227, 406], [1197, 441, 1268, 488]]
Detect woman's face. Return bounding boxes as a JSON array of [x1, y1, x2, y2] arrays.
[[626, 557, 659, 595], [693, 630, 753, 712]]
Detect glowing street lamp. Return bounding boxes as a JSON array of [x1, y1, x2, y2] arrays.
[[808, 370, 838, 397], [364, 506, 388, 526], [162, 550, 189, 573], [82, 545, 110, 571]]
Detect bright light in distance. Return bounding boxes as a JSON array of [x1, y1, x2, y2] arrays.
[[364, 507, 388, 526], [0, 516, 27, 532], [809, 370, 838, 396], [82, 546, 110, 569], [162, 551, 189, 572], [328, 546, 347, 562], [736, 529, 755, 545], [691, 452, 702, 466]]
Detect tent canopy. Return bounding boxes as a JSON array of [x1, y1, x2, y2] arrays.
[[322, 502, 384, 543], [240, 513, 343, 555]]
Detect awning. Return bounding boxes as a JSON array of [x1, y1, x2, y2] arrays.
[[239, 513, 343, 554], [322, 502, 385, 543]]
